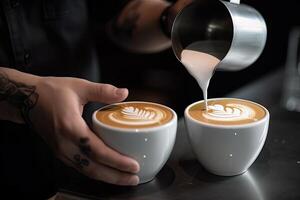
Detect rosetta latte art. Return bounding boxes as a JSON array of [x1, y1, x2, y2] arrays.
[[108, 106, 164, 126], [203, 103, 256, 122]]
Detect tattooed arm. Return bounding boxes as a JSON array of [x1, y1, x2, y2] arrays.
[[107, 0, 192, 53], [0, 67, 140, 185], [0, 67, 40, 124]]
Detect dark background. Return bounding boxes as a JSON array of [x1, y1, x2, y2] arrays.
[[96, 0, 300, 117]]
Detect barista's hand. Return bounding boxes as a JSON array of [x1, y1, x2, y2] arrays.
[[172, 0, 193, 14], [30, 77, 140, 185], [161, 0, 193, 37]]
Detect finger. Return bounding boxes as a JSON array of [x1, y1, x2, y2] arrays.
[[70, 118, 140, 174], [84, 82, 128, 104], [60, 153, 139, 186], [89, 132, 140, 173]]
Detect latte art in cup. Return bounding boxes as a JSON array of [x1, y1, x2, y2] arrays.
[[96, 102, 173, 128], [188, 99, 266, 125], [203, 103, 256, 122]]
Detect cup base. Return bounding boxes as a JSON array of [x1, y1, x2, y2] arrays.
[[139, 176, 155, 184], [206, 168, 248, 177]]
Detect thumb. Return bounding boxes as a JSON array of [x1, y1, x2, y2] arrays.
[[84, 82, 129, 104]]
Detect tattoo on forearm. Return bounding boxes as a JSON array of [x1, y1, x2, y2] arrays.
[[79, 137, 92, 157], [112, 0, 142, 39], [0, 72, 39, 125], [0, 72, 38, 106]]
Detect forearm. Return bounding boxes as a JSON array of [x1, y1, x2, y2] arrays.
[[0, 67, 40, 124], [107, 0, 171, 53]]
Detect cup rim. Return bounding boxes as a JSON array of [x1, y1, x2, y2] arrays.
[[92, 101, 177, 132], [184, 98, 269, 129]]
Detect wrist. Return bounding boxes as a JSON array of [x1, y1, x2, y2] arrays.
[[5, 67, 41, 85], [0, 67, 41, 125]]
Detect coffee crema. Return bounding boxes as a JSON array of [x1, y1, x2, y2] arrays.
[[188, 99, 266, 125], [96, 102, 173, 129]]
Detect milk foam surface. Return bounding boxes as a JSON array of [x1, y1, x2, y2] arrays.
[[203, 103, 256, 122], [96, 102, 173, 129], [188, 99, 266, 125], [109, 106, 165, 126]]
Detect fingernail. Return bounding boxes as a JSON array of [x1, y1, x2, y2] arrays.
[[128, 176, 139, 186], [116, 88, 128, 96]]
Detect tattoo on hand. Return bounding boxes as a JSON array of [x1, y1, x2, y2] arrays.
[[67, 154, 90, 170], [65, 137, 92, 170], [79, 137, 92, 157]]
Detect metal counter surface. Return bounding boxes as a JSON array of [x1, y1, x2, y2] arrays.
[[60, 70, 300, 200]]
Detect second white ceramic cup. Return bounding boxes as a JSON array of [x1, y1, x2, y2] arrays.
[[184, 98, 269, 176]]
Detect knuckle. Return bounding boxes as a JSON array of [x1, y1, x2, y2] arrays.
[[103, 83, 114, 90], [98, 84, 114, 95], [60, 120, 73, 132], [59, 119, 83, 139], [94, 84, 105, 97], [52, 116, 71, 133], [75, 78, 88, 84]]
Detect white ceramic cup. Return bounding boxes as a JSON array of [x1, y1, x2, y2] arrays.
[[184, 98, 269, 176], [92, 101, 177, 184]]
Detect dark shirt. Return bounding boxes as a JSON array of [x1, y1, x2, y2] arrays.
[[0, 0, 127, 79], [0, 0, 126, 198]]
